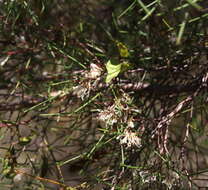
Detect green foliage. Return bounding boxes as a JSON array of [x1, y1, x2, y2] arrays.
[[105, 60, 131, 83], [18, 136, 32, 146], [106, 59, 121, 83], [115, 41, 130, 58]]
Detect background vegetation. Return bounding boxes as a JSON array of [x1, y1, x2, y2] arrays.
[[0, 0, 208, 189]]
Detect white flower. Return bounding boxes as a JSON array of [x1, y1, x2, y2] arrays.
[[117, 129, 141, 148], [162, 171, 179, 189], [73, 84, 90, 100], [88, 63, 102, 79], [139, 171, 157, 183], [127, 120, 135, 128], [50, 90, 63, 97], [97, 105, 118, 126]]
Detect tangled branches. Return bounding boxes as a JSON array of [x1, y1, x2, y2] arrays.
[[0, 0, 208, 189]]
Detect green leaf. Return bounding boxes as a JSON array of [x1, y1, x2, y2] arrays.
[[116, 41, 130, 58], [121, 61, 131, 72], [105, 60, 121, 83], [19, 136, 32, 146], [105, 60, 131, 83], [185, 0, 202, 10]]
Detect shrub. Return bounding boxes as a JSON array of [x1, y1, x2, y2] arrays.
[[0, 0, 208, 189]]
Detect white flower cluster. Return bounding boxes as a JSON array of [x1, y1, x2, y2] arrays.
[[97, 105, 118, 126], [139, 171, 157, 184], [87, 63, 102, 79], [117, 128, 141, 148], [73, 84, 90, 100], [138, 170, 179, 189], [162, 171, 180, 189], [97, 92, 142, 148], [73, 63, 103, 100]]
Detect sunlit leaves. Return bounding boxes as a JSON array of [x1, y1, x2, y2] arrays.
[[121, 61, 131, 72], [105, 59, 121, 83], [19, 136, 32, 146], [116, 41, 130, 58], [105, 60, 131, 83]]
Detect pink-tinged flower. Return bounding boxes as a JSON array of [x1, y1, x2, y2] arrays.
[[73, 84, 90, 100], [87, 63, 103, 79], [117, 129, 141, 148]]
